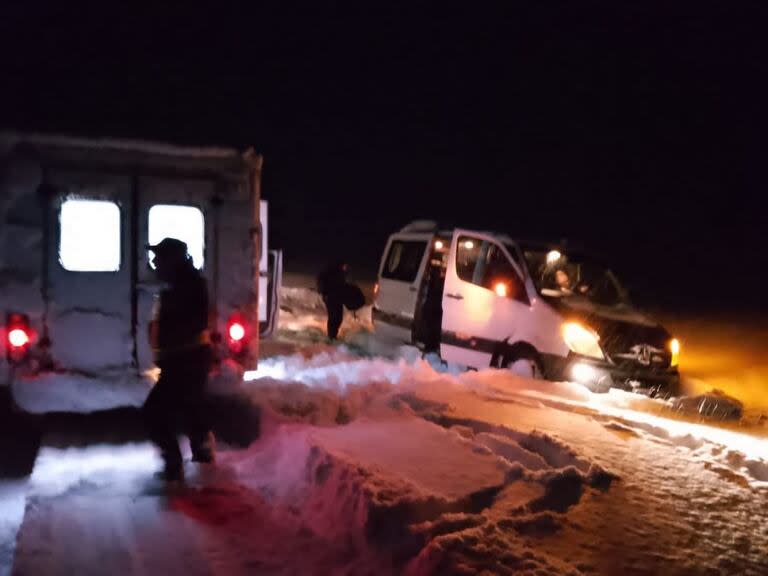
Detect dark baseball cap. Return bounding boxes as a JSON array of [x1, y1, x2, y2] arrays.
[[146, 237, 188, 259]]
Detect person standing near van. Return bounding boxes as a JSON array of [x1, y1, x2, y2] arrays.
[[143, 237, 215, 482], [317, 260, 348, 340]]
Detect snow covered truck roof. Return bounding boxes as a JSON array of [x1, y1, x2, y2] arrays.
[[0, 131, 262, 185]]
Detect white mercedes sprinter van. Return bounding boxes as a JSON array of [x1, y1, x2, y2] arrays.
[[373, 222, 680, 395]]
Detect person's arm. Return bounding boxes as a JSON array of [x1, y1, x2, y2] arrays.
[[148, 294, 161, 348]]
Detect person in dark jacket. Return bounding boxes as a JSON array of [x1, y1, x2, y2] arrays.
[[316, 260, 348, 340], [143, 237, 215, 482]]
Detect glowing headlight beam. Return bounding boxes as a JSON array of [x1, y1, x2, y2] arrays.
[[670, 338, 681, 367], [562, 322, 604, 360], [571, 362, 597, 383]]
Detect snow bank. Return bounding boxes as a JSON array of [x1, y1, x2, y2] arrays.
[[671, 388, 744, 420], [222, 411, 616, 572], [0, 481, 27, 576], [244, 345, 768, 488]]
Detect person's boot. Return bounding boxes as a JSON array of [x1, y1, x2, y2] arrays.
[[155, 460, 184, 483], [191, 432, 216, 464]]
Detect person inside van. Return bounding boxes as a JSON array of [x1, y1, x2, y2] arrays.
[[555, 269, 574, 294]]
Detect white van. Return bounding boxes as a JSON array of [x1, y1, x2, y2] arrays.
[[0, 132, 281, 410], [373, 222, 681, 395]]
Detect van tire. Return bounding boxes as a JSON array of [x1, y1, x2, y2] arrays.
[[497, 343, 544, 380]]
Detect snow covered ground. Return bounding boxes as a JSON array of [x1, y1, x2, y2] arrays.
[[2, 285, 768, 575]]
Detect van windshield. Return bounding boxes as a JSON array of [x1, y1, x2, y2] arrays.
[[522, 249, 628, 307]]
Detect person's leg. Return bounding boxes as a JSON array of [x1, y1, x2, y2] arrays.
[[143, 376, 183, 478], [327, 298, 344, 340], [322, 295, 333, 339], [183, 351, 215, 463], [187, 401, 216, 463]]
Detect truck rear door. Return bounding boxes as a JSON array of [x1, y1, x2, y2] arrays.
[[47, 170, 134, 374], [136, 177, 214, 372], [373, 232, 433, 342]]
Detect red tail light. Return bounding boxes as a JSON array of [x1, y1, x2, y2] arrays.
[[6, 312, 32, 364], [228, 322, 246, 342], [373, 283, 380, 298], [226, 314, 248, 355], [8, 328, 30, 348]]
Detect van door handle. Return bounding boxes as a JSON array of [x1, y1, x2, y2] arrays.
[[409, 286, 418, 292], [445, 293, 464, 300]]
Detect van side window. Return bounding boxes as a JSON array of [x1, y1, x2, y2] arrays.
[[148, 205, 205, 270], [382, 240, 427, 282], [456, 237, 482, 283], [59, 199, 121, 272], [456, 237, 527, 302]]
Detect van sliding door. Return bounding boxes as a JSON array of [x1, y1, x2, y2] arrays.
[[375, 233, 433, 343]]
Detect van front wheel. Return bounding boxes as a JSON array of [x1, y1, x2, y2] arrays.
[[498, 346, 544, 380]]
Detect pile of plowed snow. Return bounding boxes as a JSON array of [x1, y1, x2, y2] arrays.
[[237, 347, 768, 573], [226, 412, 618, 575]]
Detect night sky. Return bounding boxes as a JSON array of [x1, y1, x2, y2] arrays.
[[2, 2, 765, 312]]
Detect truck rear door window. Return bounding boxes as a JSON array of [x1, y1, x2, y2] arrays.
[[59, 199, 121, 272], [148, 205, 205, 269], [382, 240, 427, 282]]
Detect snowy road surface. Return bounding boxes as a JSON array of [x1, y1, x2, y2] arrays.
[[2, 287, 768, 575], [4, 347, 768, 574]]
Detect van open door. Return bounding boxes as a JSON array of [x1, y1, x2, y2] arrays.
[[260, 249, 282, 338], [441, 229, 531, 369], [257, 200, 281, 338], [373, 229, 434, 343]]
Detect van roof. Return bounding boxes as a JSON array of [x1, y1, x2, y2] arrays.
[[393, 224, 584, 252]]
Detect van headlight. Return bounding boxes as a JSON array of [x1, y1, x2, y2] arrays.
[[562, 322, 604, 360], [669, 338, 680, 367]]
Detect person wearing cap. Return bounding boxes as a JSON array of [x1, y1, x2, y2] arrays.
[[143, 237, 215, 482]]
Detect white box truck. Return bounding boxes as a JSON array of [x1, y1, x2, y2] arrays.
[[0, 132, 281, 411]]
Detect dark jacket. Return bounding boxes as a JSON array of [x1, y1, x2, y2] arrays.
[[152, 264, 210, 363], [317, 262, 347, 300]]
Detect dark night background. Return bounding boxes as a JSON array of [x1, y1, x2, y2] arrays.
[[1, 2, 765, 313]]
